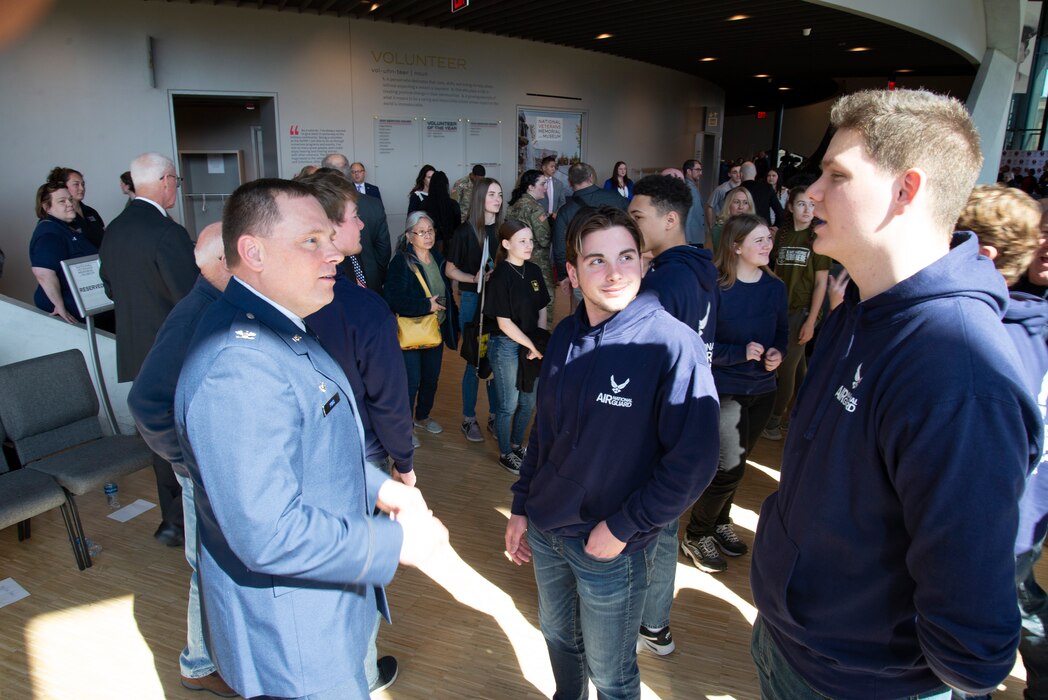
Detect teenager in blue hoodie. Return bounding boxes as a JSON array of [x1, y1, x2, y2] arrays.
[[750, 89, 1043, 700], [504, 207, 719, 699], [682, 214, 787, 575], [956, 185, 1048, 700], [628, 174, 720, 656]]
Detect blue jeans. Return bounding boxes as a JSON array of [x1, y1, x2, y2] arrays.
[[751, 617, 950, 700], [640, 520, 677, 631], [529, 526, 654, 700], [402, 344, 443, 420], [459, 291, 496, 419], [175, 471, 217, 679], [489, 334, 536, 455]]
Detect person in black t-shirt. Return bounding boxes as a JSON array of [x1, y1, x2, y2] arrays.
[[483, 219, 550, 474], [445, 177, 504, 442]]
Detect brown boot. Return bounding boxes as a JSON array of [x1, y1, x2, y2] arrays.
[[180, 671, 239, 697]]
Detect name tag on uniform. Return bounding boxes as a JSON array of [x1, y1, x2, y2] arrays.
[[322, 392, 341, 417]]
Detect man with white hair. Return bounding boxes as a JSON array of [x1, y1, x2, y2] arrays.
[[100, 151, 197, 549]]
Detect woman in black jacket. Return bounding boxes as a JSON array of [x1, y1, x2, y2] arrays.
[[384, 211, 458, 441], [421, 171, 461, 255]]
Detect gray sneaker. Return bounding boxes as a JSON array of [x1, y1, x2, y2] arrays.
[[411, 431, 421, 448], [461, 417, 483, 442], [761, 426, 782, 441], [414, 417, 443, 434], [681, 534, 727, 573]]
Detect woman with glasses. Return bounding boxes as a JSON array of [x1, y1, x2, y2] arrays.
[[384, 211, 458, 443]]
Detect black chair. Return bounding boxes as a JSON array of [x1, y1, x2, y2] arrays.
[[0, 410, 94, 568], [0, 349, 153, 569]]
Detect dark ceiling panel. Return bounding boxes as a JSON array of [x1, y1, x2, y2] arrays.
[[153, 0, 976, 112]]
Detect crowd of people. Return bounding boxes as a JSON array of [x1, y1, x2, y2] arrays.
[[14, 87, 1048, 700]]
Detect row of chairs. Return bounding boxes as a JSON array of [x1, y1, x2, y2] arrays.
[[0, 349, 153, 569]]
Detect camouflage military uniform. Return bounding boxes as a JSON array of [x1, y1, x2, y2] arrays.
[[507, 193, 555, 325], [451, 175, 474, 222]]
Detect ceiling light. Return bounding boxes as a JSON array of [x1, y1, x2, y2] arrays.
[[848, 46, 872, 52], [727, 14, 751, 21], [747, 105, 756, 108], [896, 68, 914, 73], [778, 86, 791, 91], [754, 74, 770, 78], [369, 2, 379, 10], [595, 33, 613, 40], [700, 57, 717, 62]]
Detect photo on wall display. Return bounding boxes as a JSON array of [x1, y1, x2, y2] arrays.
[[517, 108, 584, 178]]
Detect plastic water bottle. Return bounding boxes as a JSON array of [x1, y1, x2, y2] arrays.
[[104, 482, 121, 509], [76, 537, 103, 557]]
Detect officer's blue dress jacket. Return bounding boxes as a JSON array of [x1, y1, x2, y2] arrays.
[[174, 277, 403, 699]]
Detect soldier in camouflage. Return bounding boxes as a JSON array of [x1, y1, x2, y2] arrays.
[[452, 164, 487, 223], [507, 169, 555, 325]]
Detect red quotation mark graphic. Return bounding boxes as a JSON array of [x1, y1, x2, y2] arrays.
[[289, 125, 300, 136]]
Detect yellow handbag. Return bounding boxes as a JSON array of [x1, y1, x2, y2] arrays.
[[397, 266, 443, 350]]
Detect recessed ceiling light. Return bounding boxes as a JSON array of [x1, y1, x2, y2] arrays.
[[896, 68, 914, 73], [848, 46, 872, 52], [700, 57, 717, 62], [727, 14, 751, 21], [595, 33, 613, 40], [369, 2, 379, 10], [754, 74, 770, 78], [747, 105, 756, 108], [778, 86, 791, 91]]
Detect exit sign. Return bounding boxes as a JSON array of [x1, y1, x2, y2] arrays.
[[757, 111, 768, 119], [452, 0, 469, 11]]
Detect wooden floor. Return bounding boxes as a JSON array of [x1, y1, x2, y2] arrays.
[[0, 346, 1034, 699]]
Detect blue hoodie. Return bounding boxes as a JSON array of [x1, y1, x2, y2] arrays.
[[641, 244, 719, 361], [751, 233, 1043, 698], [1005, 292, 1048, 559], [510, 291, 720, 552]]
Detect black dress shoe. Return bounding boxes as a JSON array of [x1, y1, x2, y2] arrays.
[[154, 523, 185, 547], [369, 655, 398, 695]]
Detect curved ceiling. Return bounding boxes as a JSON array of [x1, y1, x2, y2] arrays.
[[163, 0, 977, 113]]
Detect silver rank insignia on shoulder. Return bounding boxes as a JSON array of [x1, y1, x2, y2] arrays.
[[319, 382, 327, 393], [235, 330, 257, 340], [292, 334, 302, 342]]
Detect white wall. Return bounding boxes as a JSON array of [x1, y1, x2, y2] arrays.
[[0, 297, 133, 435], [0, 0, 722, 305]]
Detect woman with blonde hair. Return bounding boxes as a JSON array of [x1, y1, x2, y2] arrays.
[[709, 185, 756, 252]]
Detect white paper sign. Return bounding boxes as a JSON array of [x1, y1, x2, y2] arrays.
[[207, 155, 226, 174], [107, 499, 157, 523], [60, 255, 114, 316], [0, 578, 30, 608]]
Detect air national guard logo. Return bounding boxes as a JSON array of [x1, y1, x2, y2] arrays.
[[597, 375, 633, 407], [834, 362, 862, 413], [531, 280, 540, 292], [235, 330, 257, 341]]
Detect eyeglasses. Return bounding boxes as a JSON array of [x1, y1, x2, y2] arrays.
[[412, 229, 436, 238], [162, 174, 183, 187]]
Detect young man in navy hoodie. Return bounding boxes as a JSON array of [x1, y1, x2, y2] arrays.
[[504, 206, 719, 699], [957, 185, 1048, 700], [749, 89, 1044, 699], [628, 174, 720, 656]]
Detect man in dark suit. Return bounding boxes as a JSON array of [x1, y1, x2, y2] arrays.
[[539, 155, 569, 220], [740, 160, 784, 229], [350, 161, 382, 202], [100, 151, 197, 547], [306, 166, 392, 293], [174, 178, 446, 699]]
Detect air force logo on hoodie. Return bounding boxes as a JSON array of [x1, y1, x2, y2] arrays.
[[835, 362, 862, 413], [597, 375, 633, 407]]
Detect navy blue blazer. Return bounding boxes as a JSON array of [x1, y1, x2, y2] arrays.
[[361, 181, 382, 202], [175, 278, 402, 698]]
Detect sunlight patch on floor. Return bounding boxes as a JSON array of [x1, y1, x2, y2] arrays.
[[747, 459, 780, 483], [675, 564, 757, 626], [26, 594, 164, 699]]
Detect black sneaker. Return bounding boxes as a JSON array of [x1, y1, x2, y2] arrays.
[[680, 534, 727, 573], [512, 445, 526, 460], [637, 625, 676, 656], [369, 655, 398, 695], [488, 415, 496, 434], [499, 452, 522, 475], [713, 523, 748, 557]]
